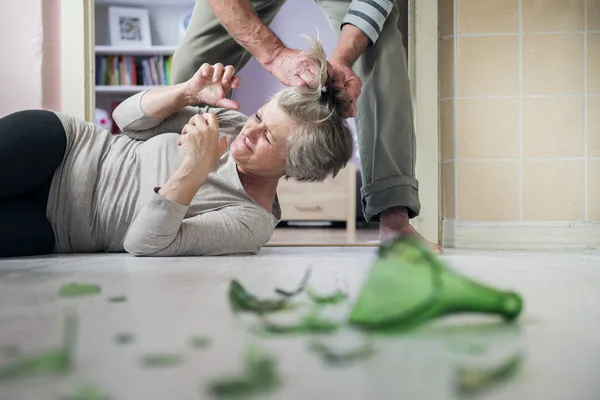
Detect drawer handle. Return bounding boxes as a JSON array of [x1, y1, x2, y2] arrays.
[[294, 205, 322, 212]]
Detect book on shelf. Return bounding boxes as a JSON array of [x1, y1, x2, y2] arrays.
[[96, 55, 173, 87]]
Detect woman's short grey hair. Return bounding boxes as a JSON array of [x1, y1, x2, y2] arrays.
[[275, 37, 355, 183]]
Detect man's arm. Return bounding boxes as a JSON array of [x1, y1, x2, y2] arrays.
[[206, 0, 319, 87], [340, 0, 395, 50], [330, 24, 370, 66], [207, 0, 285, 69]]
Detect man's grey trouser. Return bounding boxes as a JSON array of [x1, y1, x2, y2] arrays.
[[171, 0, 420, 222]]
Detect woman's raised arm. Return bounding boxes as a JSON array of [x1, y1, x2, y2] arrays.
[[112, 63, 241, 141]]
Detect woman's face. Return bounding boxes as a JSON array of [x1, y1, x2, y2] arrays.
[[230, 97, 295, 178]]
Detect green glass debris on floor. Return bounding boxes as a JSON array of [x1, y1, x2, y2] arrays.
[[308, 339, 375, 366], [0, 348, 70, 381], [0, 314, 77, 381], [456, 352, 523, 394], [259, 312, 340, 335], [190, 336, 211, 349], [274, 268, 311, 297], [205, 345, 279, 399], [61, 383, 110, 400], [59, 283, 101, 297], [229, 280, 292, 314], [349, 236, 524, 332], [140, 353, 183, 367], [114, 333, 134, 345], [107, 296, 126, 303], [306, 287, 348, 305]]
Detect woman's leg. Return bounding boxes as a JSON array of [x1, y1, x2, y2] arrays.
[[0, 110, 66, 200], [0, 110, 67, 257], [0, 198, 56, 257]]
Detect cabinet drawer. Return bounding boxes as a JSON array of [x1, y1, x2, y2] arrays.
[[277, 164, 352, 197], [278, 195, 348, 221]]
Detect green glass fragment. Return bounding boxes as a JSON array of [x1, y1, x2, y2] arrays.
[[0, 314, 77, 381], [259, 312, 340, 334], [456, 352, 523, 394], [349, 236, 523, 331], [61, 383, 110, 400], [0, 348, 70, 381], [308, 339, 375, 366], [107, 296, 126, 303], [206, 345, 279, 398], [228, 280, 291, 314], [190, 336, 211, 349], [306, 287, 348, 305], [59, 283, 101, 297], [274, 268, 312, 297], [140, 353, 183, 367], [114, 333, 134, 345]]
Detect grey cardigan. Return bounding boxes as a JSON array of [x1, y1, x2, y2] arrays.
[[48, 91, 281, 256]]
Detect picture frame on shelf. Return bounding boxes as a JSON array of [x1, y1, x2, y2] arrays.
[[108, 6, 152, 48]]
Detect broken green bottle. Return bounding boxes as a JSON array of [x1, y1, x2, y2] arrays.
[[349, 236, 523, 332]]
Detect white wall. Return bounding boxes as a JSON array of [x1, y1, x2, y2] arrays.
[[0, 0, 61, 117], [0, 0, 44, 116]]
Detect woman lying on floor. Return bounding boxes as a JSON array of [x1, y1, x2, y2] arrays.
[[0, 39, 354, 258]]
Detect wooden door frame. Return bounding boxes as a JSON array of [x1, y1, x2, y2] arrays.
[[61, 0, 439, 244]]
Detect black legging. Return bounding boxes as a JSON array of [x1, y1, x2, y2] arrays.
[[0, 110, 67, 258]]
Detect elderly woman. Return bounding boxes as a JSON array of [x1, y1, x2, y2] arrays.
[[0, 40, 354, 258]]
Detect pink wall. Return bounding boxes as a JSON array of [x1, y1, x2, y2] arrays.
[[0, 0, 61, 118], [42, 0, 62, 112]]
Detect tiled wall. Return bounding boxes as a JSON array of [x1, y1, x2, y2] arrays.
[[439, 0, 600, 222]]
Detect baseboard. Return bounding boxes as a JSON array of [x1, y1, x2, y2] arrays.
[[442, 219, 600, 250]]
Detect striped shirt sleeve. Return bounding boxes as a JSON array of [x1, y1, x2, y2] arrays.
[[341, 0, 394, 46]]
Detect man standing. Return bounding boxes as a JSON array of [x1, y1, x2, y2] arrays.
[[171, 0, 441, 252]]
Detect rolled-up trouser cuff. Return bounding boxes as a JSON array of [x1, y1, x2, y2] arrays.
[[360, 175, 421, 222]]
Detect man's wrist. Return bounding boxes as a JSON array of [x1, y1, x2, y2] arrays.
[[254, 33, 287, 70], [330, 24, 369, 66]]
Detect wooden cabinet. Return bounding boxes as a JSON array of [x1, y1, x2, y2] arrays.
[[276, 162, 357, 234]]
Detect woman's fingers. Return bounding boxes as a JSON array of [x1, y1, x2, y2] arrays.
[[200, 63, 213, 79], [222, 66, 235, 85], [212, 63, 224, 83], [202, 113, 219, 131], [231, 76, 241, 90], [189, 114, 208, 128]]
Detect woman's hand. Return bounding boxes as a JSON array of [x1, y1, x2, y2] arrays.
[[178, 113, 228, 176], [184, 63, 242, 110]]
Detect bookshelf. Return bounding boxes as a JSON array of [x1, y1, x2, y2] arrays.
[[93, 0, 194, 130], [95, 45, 177, 56]]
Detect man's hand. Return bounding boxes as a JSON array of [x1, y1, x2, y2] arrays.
[[184, 63, 241, 109], [266, 47, 321, 87], [327, 58, 362, 118]]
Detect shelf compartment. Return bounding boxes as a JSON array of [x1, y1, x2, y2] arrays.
[[95, 45, 177, 55]]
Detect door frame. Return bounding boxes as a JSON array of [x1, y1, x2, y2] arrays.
[[61, 0, 439, 244], [60, 0, 95, 122], [408, 0, 440, 244]]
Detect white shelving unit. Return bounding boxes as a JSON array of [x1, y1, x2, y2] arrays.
[[93, 0, 194, 125], [96, 85, 159, 94], [95, 45, 177, 56]]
